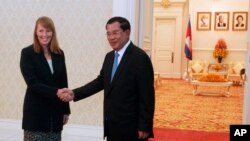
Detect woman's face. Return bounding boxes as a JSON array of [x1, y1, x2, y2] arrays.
[[36, 24, 53, 48], [237, 17, 243, 23]]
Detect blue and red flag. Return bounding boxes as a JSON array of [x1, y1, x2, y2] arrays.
[[184, 19, 192, 60]]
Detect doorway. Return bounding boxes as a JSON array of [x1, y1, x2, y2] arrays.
[[154, 18, 176, 77]]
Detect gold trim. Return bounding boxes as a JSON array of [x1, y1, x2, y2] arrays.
[[160, 0, 171, 8]]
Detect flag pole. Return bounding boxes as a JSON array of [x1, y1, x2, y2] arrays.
[[186, 59, 189, 81], [184, 16, 192, 81], [187, 15, 190, 81]]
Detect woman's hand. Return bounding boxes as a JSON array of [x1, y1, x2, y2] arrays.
[[63, 114, 69, 125]]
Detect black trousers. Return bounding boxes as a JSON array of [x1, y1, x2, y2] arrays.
[[106, 123, 149, 141]]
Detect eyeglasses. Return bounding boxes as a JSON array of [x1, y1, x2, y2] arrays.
[[106, 30, 123, 38]]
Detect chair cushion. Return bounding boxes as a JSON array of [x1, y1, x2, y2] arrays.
[[233, 63, 244, 74], [191, 62, 204, 73]]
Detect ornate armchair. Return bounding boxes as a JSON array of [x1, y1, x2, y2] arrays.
[[227, 61, 245, 85]]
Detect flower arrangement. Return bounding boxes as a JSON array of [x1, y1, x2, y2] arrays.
[[198, 74, 227, 82], [213, 38, 228, 62]]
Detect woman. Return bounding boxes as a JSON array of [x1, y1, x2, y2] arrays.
[[20, 16, 70, 141], [236, 15, 244, 27]]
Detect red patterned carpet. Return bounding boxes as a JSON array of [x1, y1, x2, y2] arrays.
[[149, 128, 229, 141], [153, 79, 243, 133]]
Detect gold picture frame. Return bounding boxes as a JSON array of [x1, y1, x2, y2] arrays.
[[232, 11, 248, 31], [196, 12, 211, 31], [214, 12, 230, 31]]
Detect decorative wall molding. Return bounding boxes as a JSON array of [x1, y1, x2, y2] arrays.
[[193, 48, 247, 52], [154, 0, 186, 8]]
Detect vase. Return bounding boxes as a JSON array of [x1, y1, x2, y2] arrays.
[[218, 57, 222, 63]]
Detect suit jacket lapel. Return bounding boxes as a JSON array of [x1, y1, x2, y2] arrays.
[[110, 43, 133, 86], [107, 51, 115, 84], [38, 53, 52, 75], [39, 53, 57, 75]]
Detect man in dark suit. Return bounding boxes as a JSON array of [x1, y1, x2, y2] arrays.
[[217, 15, 226, 27], [58, 16, 155, 141]]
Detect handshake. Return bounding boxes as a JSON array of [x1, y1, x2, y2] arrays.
[[57, 88, 74, 102]]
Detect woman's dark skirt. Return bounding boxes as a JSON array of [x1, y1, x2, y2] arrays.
[[24, 130, 61, 141]]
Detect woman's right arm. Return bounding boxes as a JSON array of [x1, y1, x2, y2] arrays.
[[20, 48, 58, 99]]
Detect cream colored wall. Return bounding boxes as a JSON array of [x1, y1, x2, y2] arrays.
[[0, 0, 113, 126], [189, 0, 249, 64]]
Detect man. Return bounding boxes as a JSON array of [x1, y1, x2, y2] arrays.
[[58, 16, 155, 141], [217, 15, 226, 27]]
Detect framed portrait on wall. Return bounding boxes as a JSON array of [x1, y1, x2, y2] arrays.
[[196, 12, 211, 31], [214, 12, 229, 31], [232, 11, 248, 31]]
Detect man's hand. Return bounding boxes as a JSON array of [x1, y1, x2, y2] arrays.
[[138, 131, 149, 139]]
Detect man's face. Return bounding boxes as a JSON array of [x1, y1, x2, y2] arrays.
[[219, 16, 224, 23], [106, 22, 130, 51]]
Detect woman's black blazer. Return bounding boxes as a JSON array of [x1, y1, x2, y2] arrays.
[[20, 45, 70, 132]]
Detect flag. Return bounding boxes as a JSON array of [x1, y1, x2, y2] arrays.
[[184, 18, 192, 60]]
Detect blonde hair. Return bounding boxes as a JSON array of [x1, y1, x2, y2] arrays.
[[33, 16, 61, 54]]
